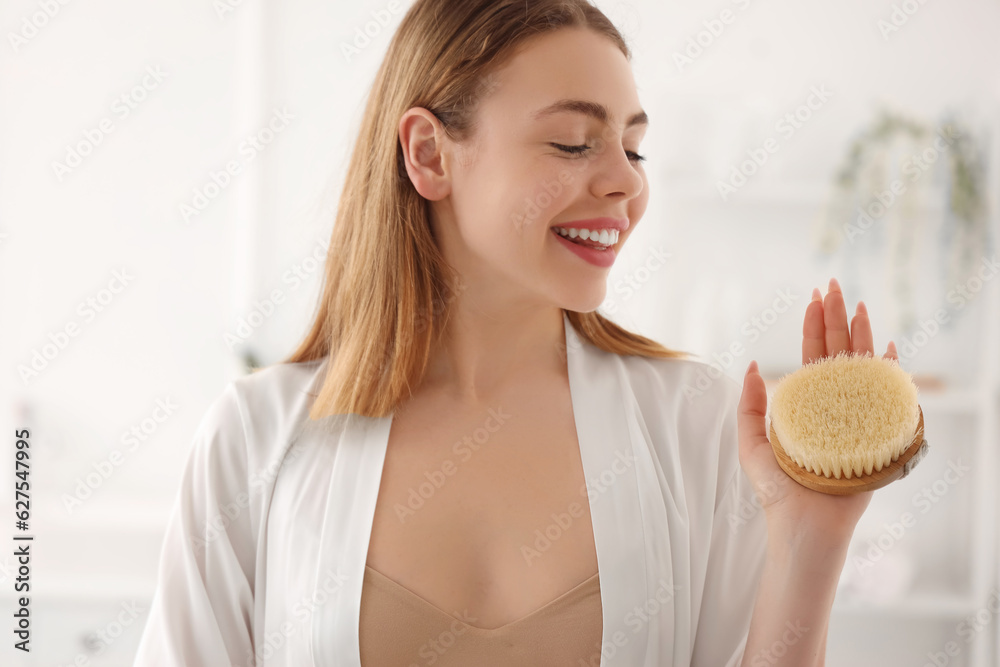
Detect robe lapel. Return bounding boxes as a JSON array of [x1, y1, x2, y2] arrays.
[[563, 312, 661, 666], [308, 410, 393, 667]]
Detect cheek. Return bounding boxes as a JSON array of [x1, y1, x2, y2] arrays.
[[509, 168, 579, 237], [449, 165, 511, 241]]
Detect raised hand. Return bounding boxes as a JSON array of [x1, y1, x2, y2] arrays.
[[737, 277, 897, 544]]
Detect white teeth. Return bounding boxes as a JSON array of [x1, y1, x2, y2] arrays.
[[553, 227, 619, 245]]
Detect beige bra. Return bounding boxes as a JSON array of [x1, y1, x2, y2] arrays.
[[359, 564, 603, 666]]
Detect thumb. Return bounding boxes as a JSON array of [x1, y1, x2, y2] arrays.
[[737, 360, 771, 469]]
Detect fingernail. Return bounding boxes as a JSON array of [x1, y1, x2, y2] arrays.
[[811, 287, 822, 302], [857, 300, 867, 315], [746, 360, 757, 375], [829, 277, 841, 292]]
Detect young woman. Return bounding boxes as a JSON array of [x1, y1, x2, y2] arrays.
[[135, 1, 898, 665]]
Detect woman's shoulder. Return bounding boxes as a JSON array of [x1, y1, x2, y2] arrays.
[[207, 358, 329, 470], [614, 353, 744, 503], [231, 358, 327, 414]]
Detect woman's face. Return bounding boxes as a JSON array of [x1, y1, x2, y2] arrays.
[[402, 27, 649, 314]]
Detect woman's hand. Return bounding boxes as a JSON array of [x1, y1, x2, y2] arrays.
[[736, 277, 899, 547]]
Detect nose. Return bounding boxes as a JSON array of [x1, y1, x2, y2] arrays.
[[588, 136, 645, 202]]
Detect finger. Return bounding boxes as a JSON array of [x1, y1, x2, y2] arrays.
[[850, 301, 874, 357], [882, 340, 899, 362], [803, 287, 826, 365], [738, 360, 771, 463], [824, 277, 852, 357]]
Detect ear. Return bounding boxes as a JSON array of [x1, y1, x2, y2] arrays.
[[399, 108, 451, 201]]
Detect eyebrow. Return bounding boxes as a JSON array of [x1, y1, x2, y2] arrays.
[[531, 98, 649, 128]]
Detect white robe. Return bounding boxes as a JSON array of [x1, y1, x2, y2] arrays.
[[134, 312, 768, 666]]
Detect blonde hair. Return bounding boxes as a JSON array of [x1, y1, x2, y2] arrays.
[[283, 0, 690, 419]]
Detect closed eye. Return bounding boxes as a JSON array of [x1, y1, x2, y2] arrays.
[[551, 143, 646, 163]]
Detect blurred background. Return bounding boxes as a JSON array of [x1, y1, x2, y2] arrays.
[[1, 0, 997, 665]]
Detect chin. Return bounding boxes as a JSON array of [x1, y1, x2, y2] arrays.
[[556, 286, 608, 314]]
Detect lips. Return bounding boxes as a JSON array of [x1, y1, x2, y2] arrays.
[[551, 227, 617, 268]]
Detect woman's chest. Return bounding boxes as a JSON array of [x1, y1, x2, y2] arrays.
[[364, 384, 601, 630]]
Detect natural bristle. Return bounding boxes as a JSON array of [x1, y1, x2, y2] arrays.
[[769, 351, 920, 479]]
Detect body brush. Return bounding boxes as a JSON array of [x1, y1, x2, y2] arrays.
[[767, 351, 929, 495]]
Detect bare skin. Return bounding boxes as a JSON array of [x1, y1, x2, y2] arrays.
[[365, 371, 599, 630], [366, 27, 644, 629]]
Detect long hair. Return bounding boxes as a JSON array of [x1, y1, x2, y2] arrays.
[[283, 0, 690, 419]]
